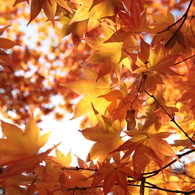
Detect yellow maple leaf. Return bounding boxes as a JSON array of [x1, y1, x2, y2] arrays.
[[0, 114, 51, 167], [61, 71, 112, 125], [80, 114, 124, 162], [55, 148, 72, 167], [69, 0, 93, 24]]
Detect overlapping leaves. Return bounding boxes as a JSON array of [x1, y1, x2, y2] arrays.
[[2, 0, 195, 194], [112, 130, 179, 175], [80, 113, 124, 162]]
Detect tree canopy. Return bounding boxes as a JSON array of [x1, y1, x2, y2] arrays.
[[1, 0, 195, 194]]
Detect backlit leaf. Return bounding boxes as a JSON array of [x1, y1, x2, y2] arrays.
[[28, 0, 43, 25], [42, 0, 57, 26], [80, 116, 124, 161], [55, 148, 72, 166], [0, 38, 18, 49]]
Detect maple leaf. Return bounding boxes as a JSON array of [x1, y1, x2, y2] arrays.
[[117, 2, 150, 33], [0, 38, 19, 49], [98, 89, 124, 116], [52, 112, 62, 122], [56, 0, 73, 13], [112, 130, 179, 175], [0, 26, 19, 66], [91, 160, 133, 194], [141, 42, 179, 76], [171, 137, 195, 149], [83, 34, 138, 81], [0, 25, 10, 36], [5, 186, 27, 195], [55, 148, 72, 166], [69, 0, 93, 24], [85, 38, 124, 65], [79, 114, 124, 162], [150, 11, 175, 34], [28, 0, 57, 26], [69, 0, 118, 31], [59, 14, 88, 46], [176, 81, 195, 117], [132, 41, 180, 94], [28, 0, 43, 25], [42, 0, 57, 26], [0, 146, 57, 179], [0, 49, 13, 66], [2, 175, 36, 195], [61, 69, 112, 125], [0, 114, 51, 167], [87, 0, 116, 31], [153, 105, 179, 124], [96, 59, 115, 81], [150, 11, 178, 47], [2, 0, 195, 194], [111, 91, 145, 123], [84, 34, 138, 65]]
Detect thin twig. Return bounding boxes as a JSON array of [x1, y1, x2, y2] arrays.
[[174, 54, 195, 65], [157, 13, 186, 34], [163, 0, 193, 47], [66, 181, 195, 194], [144, 90, 195, 144], [144, 180, 195, 194], [61, 166, 98, 171], [143, 148, 195, 178]]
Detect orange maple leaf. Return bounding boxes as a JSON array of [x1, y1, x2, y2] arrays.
[[171, 136, 195, 150], [0, 114, 51, 167], [56, 0, 73, 13], [153, 105, 179, 124], [79, 114, 124, 162], [112, 130, 179, 175], [150, 11, 177, 46], [0, 26, 19, 66], [84, 33, 138, 65], [91, 160, 133, 194], [69, 0, 118, 31], [28, 0, 57, 26], [55, 148, 72, 167], [61, 70, 113, 125], [139, 42, 179, 76], [87, 0, 116, 31], [0, 37, 18, 49], [117, 2, 150, 33], [176, 82, 195, 117], [0, 146, 57, 179], [69, 0, 93, 24]]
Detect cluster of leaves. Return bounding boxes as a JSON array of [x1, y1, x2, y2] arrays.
[[1, 0, 195, 194]]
